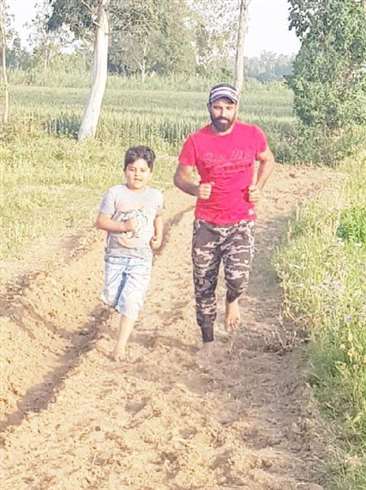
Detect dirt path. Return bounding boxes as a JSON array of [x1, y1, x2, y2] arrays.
[[0, 164, 334, 490]]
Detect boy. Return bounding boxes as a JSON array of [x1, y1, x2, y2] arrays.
[[96, 145, 164, 361]]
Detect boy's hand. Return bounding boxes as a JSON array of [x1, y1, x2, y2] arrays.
[[248, 185, 261, 203], [150, 235, 163, 250], [197, 182, 214, 200], [122, 218, 137, 232]]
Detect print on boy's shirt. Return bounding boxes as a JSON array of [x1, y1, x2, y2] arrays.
[[113, 208, 148, 239]]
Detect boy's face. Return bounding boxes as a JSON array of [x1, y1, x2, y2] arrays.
[[124, 158, 152, 190]]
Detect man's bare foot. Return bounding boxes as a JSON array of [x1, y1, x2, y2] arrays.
[[225, 299, 240, 332], [112, 345, 126, 362]]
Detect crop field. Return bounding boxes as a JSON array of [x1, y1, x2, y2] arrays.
[[0, 80, 294, 259]]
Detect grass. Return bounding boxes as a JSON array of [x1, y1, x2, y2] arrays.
[[0, 78, 294, 261], [274, 154, 366, 489]]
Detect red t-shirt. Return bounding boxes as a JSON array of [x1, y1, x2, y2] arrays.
[[178, 121, 268, 225]]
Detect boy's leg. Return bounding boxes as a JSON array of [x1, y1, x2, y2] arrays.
[[222, 221, 255, 331], [101, 256, 127, 308], [113, 315, 135, 361], [113, 257, 152, 359], [192, 220, 221, 344]]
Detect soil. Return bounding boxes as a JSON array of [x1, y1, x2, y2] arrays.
[[0, 163, 336, 490]]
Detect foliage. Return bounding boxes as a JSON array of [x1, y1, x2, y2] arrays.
[[337, 207, 366, 245], [288, 0, 366, 131], [278, 123, 366, 166], [47, 0, 99, 38], [109, 0, 196, 78], [246, 52, 294, 82], [6, 36, 32, 70], [26, 1, 75, 73], [274, 154, 366, 488], [10, 0, 293, 82], [188, 0, 239, 76]]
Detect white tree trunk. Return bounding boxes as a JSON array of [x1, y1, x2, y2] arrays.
[[78, 0, 109, 141], [0, 0, 8, 125], [234, 0, 250, 97]]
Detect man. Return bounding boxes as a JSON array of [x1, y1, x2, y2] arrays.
[[174, 83, 275, 355]]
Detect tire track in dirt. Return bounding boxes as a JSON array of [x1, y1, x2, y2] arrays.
[[1, 166, 336, 489]]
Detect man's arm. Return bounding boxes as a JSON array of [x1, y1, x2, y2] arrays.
[[248, 147, 275, 203], [174, 164, 213, 200], [173, 164, 199, 196]]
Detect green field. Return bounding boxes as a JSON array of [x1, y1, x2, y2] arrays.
[[0, 80, 294, 259]]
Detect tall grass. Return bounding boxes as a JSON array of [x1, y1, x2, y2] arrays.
[[274, 155, 366, 488], [7, 83, 294, 155]]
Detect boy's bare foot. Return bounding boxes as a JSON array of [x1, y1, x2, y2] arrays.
[[112, 346, 126, 362], [225, 299, 240, 332]]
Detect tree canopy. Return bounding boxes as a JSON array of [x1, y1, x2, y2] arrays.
[[288, 0, 366, 130], [109, 0, 195, 78]]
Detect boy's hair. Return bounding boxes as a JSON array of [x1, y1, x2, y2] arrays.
[[124, 145, 156, 171]]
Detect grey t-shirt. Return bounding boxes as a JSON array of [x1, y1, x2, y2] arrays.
[[99, 184, 164, 258]]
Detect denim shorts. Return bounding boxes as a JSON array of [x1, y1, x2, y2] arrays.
[[101, 255, 152, 319]]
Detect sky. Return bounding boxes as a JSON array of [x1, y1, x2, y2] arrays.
[[7, 0, 300, 58]]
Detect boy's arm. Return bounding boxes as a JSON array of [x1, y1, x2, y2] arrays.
[[150, 215, 164, 250], [96, 212, 136, 233]]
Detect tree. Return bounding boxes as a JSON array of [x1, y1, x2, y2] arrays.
[[288, 0, 366, 130], [7, 36, 31, 70], [189, 0, 239, 77], [28, 1, 73, 73], [77, 0, 109, 141], [190, 0, 254, 90], [110, 1, 160, 81], [234, 0, 251, 95], [109, 0, 195, 79], [246, 52, 294, 82], [151, 0, 196, 76], [0, 0, 8, 124], [48, 0, 110, 141]]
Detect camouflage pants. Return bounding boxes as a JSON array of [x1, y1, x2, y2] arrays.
[[192, 219, 255, 343]]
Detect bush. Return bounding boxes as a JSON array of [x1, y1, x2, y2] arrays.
[[278, 123, 366, 165], [337, 207, 366, 245]]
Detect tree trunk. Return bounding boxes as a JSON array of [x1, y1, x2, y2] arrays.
[[234, 0, 250, 97], [78, 0, 109, 141], [0, 0, 8, 125]]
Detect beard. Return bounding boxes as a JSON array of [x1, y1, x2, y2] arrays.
[[210, 115, 235, 133]]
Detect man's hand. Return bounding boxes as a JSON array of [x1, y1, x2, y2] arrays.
[[248, 185, 261, 204], [197, 182, 214, 200]]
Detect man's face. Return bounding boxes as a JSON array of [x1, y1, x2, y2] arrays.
[[208, 98, 238, 133]]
